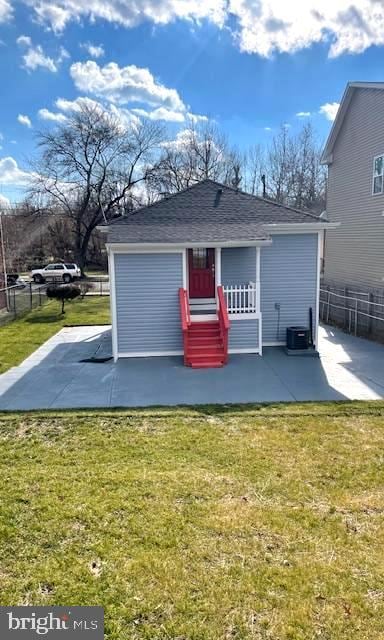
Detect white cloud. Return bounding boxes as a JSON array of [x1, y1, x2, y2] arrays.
[[38, 108, 67, 123], [55, 96, 99, 112], [20, 0, 384, 58], [70, 60, 185, 111], [187, 112, 209, 123], [16, 35, 32, 47], [26, 0, 226, 33], [0, 0, 12, 23], [296, 111, 311, 117], [131, 106, 185, 122], [0, 157, 31, 185], [228, 0, 384, 58], [264, 126, 272, 132], [319, 102, 340, 121], [55, 96, 140, 128], [17, 35, 69, 72], [81, 42, 105, 58], [17, 114, 32, 128]]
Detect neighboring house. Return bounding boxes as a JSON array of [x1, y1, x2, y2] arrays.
[[100, 179, 335, 367], [321, 81, 384, 290]]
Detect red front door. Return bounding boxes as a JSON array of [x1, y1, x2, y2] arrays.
[[188, 248, 215, 298]]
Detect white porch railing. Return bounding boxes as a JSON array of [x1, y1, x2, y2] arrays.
[[223, 283, 258, 314]]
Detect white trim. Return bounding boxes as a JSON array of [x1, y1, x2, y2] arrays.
[[315, 231, 322, 349], [256, 245, 261, 313], [107, 240, 272, 251], [216, 247, 222, 286], [258, 313, 263, 356], [118, 350, 183, 358], [190, 297, 216, 304], [118, 348, 262, 357], [265, 223, 339, 233], [108, 249, 118, 363], [263, 341, 285, 346], [110, 246, 185, 253], [229, 312, 261, 320], [191, 314, 217, 322], [182, 248, 187, 289], [229, 348, 261, 355]]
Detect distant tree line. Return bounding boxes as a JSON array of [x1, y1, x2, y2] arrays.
[[0, 104, 326, 273]]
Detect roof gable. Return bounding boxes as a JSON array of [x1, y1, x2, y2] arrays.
[[321, 82, 384, 165]]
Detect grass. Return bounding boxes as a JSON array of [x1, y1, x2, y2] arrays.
[[0, 296, 110, 374], [0, 402, 383, 639]]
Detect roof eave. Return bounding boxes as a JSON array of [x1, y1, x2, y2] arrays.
[[321, 81, 384, 164], [106, 239, 273, 250], [264, 222, 340, 232]]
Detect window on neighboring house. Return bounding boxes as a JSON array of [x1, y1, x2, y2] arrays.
[[373, 155, 384, 194]]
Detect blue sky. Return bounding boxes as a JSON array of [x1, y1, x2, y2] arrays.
[[1, 0, 384, 202]]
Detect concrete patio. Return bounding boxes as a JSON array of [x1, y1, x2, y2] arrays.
[[0, 324, 384, 410]]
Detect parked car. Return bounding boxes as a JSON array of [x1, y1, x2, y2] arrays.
[[6, 273, 26, 289], [31, 263, 81, 284]]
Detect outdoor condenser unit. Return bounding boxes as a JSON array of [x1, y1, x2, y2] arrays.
[[286, 326, 309, 350]]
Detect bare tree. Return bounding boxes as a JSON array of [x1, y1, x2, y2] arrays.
[[241, 145, 265, 195], [30, 103, 164, 272], [263, 123, 326, 213], [152, 120, 238, 193]]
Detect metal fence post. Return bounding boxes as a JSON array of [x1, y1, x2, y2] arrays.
[[29, 282, 33, 310], [39, 285, 41, 306], [13, 288, 16, 319]]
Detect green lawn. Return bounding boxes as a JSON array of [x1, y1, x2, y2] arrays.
[[0, 296, 110, 374], [0, 403, 383, 639]]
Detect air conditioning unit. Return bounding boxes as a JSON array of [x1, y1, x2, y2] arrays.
[[286, 326, 309, 350]]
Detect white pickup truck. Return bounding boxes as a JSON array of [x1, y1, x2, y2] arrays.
[[31, 263, 81, 284]]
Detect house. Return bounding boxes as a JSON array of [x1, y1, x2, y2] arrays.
[[321, 81, 384, 290], [101, 179, 335, 367]]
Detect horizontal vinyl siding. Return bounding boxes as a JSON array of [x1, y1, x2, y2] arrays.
[[261, 234, 318, 343], [229, 318, 259, 351], [114, 252, 183, 354], [221, 247, 256, 285], [325, 88, 384, 288]]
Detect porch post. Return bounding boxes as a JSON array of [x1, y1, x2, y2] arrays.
[[256, 246, 261, 312], [216, 247, 222, 286], [256, 246, 262, 355]]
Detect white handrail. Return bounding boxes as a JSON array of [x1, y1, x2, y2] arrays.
[[222, 283, 258, 314]]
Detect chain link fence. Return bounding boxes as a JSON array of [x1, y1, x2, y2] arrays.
[[0, 283, 48, 326], [0, 277, 110, 326]]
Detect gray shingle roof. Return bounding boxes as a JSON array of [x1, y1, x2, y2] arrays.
[[106, 179, 320, 244]]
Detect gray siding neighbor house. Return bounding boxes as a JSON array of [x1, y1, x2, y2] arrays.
[[321, 82, 384, 290], [101, 179, 335, 367]]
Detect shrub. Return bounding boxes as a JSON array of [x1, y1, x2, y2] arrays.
[[46, 284, 81, 314]]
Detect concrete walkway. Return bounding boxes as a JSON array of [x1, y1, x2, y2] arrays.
[[0, 324, 383, 410]]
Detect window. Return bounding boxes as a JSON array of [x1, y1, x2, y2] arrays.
[[54, 265, 64, 270], [373, 155, 384, 194], [65, 264, 75, 269], [192, 248, 209, 269], [45, 265, 55, 271]]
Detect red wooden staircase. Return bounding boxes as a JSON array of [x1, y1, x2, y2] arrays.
[[179, 287, 230, 368]]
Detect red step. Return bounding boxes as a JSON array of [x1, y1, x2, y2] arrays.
[[184, 320, 227, 368]]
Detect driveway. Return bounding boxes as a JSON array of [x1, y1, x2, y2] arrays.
[[0, 324, 384, 410]]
